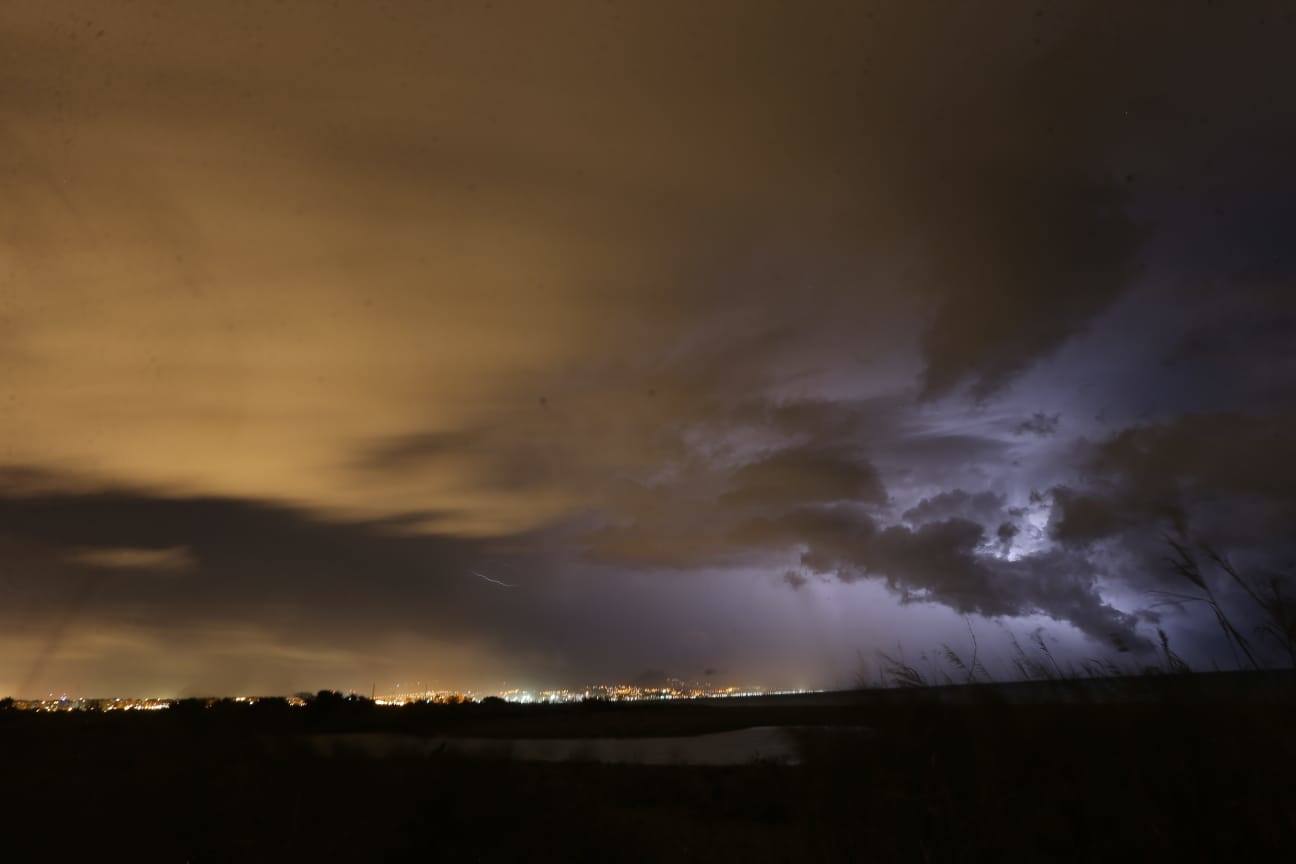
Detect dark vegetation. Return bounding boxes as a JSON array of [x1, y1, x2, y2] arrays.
[[2, 675, 1294, 862]]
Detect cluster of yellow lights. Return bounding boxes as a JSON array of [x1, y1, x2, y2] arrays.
[[373, 691, 476, 706], [491, 683, 815, 704], [7, 686, 821, 711], [10, 697, 173, 712]]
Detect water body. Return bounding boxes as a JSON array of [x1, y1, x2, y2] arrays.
[[307, 726, 865, 766]]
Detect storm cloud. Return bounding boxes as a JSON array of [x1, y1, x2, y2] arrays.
[[4, 2, 1296, 692]]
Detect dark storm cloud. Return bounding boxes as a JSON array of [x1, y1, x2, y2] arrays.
[[6, 1, 1296, 689], [869, 13, 1146, 398], [996, 522, 1020, 556], [1, 466, 914, 695], [867, 523, 1141, 648], [719, 445, 886, 511], [1157, 285, 1296, 412], [881, 434, 1013, 474], [1016, 413, 1061, 437], [732, 506, 1142, 647], [0, 468, 673, 695], [903, 490, 1008, 528], [1049, 487, 1141, 548], [781, 570, 809, 591], [899, 2, 1296, 400], [906, 157, 1138, 400], [1045, 413, 1296, 639], [667, 395, 1146, 648], [1052, 413, 1296, 546], [0, 468, 487, 630]]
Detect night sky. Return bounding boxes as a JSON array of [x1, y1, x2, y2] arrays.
[[3, 1, 1295, 697]]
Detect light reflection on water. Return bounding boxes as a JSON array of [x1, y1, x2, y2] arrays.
[[309, 726, 870, 766]]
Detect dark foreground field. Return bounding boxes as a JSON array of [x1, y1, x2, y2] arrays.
[[3, 674, 1294, 862]]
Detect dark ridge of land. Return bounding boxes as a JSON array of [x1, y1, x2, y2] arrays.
[[2, 671, 1294, 861], [709, 667, 1296, 708]]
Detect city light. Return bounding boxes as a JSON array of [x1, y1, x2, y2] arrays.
[[3, 682, 821, 712]]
